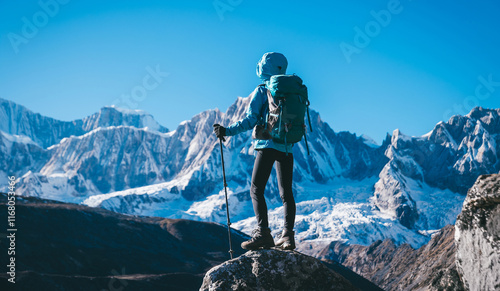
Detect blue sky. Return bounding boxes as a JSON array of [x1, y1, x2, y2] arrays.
[[1, 0, 499, 143]]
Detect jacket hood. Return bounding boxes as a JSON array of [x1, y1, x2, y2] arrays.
[[256, 52, 288, 82]]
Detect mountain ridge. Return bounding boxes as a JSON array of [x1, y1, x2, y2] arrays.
[[2, 97, 499, 250], [0, 97, 169, 149]]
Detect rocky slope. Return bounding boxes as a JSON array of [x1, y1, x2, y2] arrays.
[[455, 174, 500, 290], [318, 225, 464, 291], [319, 174, 500, 290], [0, 193, 248, 291]]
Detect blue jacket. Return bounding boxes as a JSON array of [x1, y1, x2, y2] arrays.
[[225, 85, 293, 153]]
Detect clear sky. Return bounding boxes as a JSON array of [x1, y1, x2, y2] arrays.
[[1, 0, 499, 143]]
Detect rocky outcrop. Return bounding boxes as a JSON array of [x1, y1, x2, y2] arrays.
[[455, 174, 500, 290], [200, 249, 364, 291], [318, 225, 465, 291]]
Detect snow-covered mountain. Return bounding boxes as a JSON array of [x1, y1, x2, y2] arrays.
[[373, 107, 500, 229], [2, 96, 499, 250], [0, 97, 168, 149], [0, 131, 49, 187]]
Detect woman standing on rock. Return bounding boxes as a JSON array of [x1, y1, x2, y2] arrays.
[[213, 52, 297, 250]]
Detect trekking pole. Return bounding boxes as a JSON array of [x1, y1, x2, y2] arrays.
[[218, 136, 234, 259]]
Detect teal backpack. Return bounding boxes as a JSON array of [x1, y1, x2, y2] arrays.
[[253, 74, 312, 155]]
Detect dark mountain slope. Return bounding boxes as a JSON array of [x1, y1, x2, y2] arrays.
[[0, 193, 247, 291]]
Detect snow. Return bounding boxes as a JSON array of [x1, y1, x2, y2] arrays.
[[0, 131, 37, 152], [443, 128, 459, 150], [406, 177, 464, 230], [139, 115, 161, 132], [185, 185, 254, 223], [360, 134, 379, 148], [392, 129, 413, 143], [233, 183, 429, 248], [96, 106, 166, 132], [0, 171, 9, 192], [163, 130, 176, 137], [476, 136, 494, 163], [16, 171, 85, 204], [84, 175, 432, 249], [310, 144, 341, 178], [108, 105, 149, 115], [83, 180, 194, 218], [479, 111, 494, 125], [421, 129, 434, 139]]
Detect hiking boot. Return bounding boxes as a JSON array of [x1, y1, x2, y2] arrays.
[[241, 227, 275, 250], [275, 229, 295, 250]]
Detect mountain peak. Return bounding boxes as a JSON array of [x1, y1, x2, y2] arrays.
[[466, 106, 500, 133], [0, 98, 169, 148], [104, 105, 149, 115], [466, 106, 500, 119], [83, 105, 169, 133]]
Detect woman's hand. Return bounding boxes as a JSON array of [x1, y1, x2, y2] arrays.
[[213, 124, 226, 140]]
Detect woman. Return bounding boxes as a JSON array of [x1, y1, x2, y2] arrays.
[[213, 52, 296, 250]]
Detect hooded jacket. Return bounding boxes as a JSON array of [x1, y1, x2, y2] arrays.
[[225, 52, 293, 153]]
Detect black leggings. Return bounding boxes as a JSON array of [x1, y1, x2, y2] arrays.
[[250, 148, 295, 231]]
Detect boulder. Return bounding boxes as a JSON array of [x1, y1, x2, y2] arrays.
[[200, 249, 359, 291]]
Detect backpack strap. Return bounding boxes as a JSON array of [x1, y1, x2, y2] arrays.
[[255, 84, 270, 131]]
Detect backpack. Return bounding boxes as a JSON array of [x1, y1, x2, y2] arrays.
[[252, 74, 312, 155]]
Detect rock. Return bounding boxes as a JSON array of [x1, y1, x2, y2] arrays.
[[455, 174, 500, 290], [318, 225, 465, 291], [200, 249, 359, 291]]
